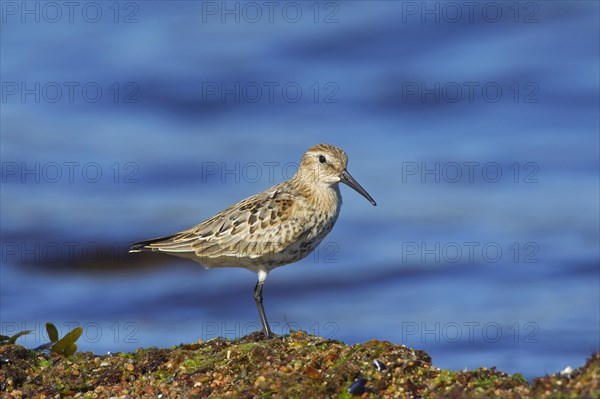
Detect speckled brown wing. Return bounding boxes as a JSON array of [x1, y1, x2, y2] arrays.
[[137, 185, 313, 270]]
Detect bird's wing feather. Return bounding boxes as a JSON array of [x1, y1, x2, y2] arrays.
[[132, 187, 311, 265]]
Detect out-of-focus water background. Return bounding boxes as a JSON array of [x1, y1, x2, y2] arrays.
[[1, 1, 598, 379]]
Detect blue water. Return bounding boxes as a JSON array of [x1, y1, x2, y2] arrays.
[[1, 1, 598, 379]]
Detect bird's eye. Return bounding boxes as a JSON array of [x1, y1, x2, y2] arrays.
[[319, 155, 326, 164]]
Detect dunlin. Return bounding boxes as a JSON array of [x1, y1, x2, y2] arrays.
[[130, 144, 376, 338]]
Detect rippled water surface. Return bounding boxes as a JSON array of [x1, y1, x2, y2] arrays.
[[1, 1, 598, 378]]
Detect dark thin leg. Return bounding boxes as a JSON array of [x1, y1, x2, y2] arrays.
[[254, 280, 272, 339]]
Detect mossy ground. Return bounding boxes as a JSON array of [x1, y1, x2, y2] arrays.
[[0, 331, 598, 398]]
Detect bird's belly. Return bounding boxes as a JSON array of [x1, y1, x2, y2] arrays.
[[267, 214, 337, 269], [195, 238, 323, 271]]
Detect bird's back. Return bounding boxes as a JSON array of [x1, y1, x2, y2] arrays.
[[131, 179, 342, 273]]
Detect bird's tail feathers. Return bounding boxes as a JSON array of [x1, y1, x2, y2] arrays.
[[129, 234, 179, 253]]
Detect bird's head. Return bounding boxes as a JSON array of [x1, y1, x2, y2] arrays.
[[297, 143, 376, 206]]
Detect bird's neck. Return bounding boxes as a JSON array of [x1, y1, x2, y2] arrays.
[[292, 175, 342, 211]]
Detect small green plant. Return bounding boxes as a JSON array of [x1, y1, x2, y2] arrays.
[[0, 330, 32, 344], [46, 322, 83, 357]]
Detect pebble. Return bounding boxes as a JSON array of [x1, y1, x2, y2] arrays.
[[348, 378, 367, 395], [560, 366, 573, 376], [373, 359, 386, 371]]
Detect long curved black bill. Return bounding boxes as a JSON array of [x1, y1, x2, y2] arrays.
[[340, 169, 377, 206]]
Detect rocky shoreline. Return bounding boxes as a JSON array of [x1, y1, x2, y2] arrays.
[[1, 331, 598, 398]]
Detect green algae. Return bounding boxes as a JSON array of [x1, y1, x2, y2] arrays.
[[0, 331, 597, 398]]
